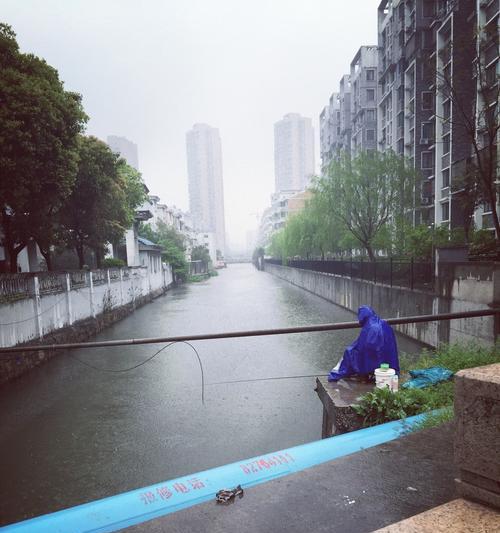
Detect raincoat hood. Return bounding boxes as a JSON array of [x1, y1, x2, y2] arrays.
[[358, 306, 376, 325]]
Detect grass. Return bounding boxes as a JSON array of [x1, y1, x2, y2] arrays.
[[355, 343, 500, 431]]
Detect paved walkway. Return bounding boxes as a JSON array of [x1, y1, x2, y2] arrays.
[[126, 423, 457, 533]]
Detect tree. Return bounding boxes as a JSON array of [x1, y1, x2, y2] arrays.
[[138, 220, 188, 281], [0, 24, 87, 271], [316, 151, 416, 261], [60, 136, 145, 268], [191, 245, 211, 263]]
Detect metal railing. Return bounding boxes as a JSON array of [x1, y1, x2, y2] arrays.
[[38, 273, 65, 295], [266, 258, 434, 291], [0, 274, 34, 300], [0, 308, 497, 354], [0, 267, 150, 301]]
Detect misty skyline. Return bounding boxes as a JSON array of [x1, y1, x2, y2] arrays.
[[2, 0, 379, 248]]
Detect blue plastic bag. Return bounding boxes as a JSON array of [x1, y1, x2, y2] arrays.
[[401, 366, 453, 389]]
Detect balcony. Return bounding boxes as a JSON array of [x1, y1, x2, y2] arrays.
[[484, 41, 499, 67], [484, 0, 499, 25]]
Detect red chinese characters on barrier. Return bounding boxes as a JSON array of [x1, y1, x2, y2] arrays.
[[139, 477, 205, 505], [239, 453, 295, 475]]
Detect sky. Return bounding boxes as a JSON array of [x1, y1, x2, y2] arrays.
[[2, 0, 380, 250]]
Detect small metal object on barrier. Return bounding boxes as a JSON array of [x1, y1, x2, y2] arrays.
[[215, 485, 244, 504]]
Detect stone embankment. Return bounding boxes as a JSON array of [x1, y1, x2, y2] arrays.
[[264, 262, 497, 347]]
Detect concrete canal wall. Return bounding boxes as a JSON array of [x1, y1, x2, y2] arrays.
[[264, 262, 498, 347], [0, 265, 174, 383]]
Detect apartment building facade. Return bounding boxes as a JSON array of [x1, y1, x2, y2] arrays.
[[319, 93, 341, 172], [186, 123, 226, 256], [318, 0, 498, 235], [274, 113, 315, 192], [350, 46, 379, 156]]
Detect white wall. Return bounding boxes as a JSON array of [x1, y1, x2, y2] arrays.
[[0, 265, 173, 348]]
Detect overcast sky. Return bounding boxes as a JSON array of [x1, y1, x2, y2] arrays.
[[3, 0, 380, 249]]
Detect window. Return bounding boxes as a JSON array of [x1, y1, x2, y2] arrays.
[[366, 129, 375, 141], [441, 202, 450, 221], [442, 169, 450, 188], [366, 109, 376, 121], [366, 69, 375, 81], [443, 134, 450, 155], [366, 88, 375, 102], [422, 92, 433, 110], [421, 122, 434, 141], [397, 139, 404, 154], [443, 100, 451, 120], [421, 151, 433, 169]]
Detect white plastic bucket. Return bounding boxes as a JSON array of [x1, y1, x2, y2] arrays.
[[375, 366, 396, 390]]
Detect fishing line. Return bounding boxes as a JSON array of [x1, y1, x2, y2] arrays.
[[208, 374, 328, 386]]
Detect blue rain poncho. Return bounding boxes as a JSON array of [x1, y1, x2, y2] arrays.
[[328, 306, 399, 382], [401, 367, 453, 389]]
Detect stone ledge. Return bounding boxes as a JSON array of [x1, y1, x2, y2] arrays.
[[373, 498, 500, 532], [454, 362, 500, 509]]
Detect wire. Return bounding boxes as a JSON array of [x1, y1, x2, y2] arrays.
[[68, 340, 206, 405], [0, 292, 68, 326], [68, 342, 176, 373]]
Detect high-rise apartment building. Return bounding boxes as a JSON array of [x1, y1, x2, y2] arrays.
[[350, 46, 379, 156], [319, 0, 498, 234], [186, 123, 226, 255], [274, 113, 315, 192], [338, 75, 352, 155], [320, 93, 342, 172], [107, 135, 139, 170]]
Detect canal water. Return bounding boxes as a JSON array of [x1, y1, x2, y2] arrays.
[[0, 264, 425, 525]]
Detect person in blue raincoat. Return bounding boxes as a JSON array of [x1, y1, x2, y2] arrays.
[[328, 306, 399, 382]]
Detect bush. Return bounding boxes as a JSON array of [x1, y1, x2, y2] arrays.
[[101, 257, 125, 268], [355, 343, 500, 429], [353, 387, 423, 427]]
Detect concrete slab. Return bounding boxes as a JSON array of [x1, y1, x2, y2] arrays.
[[125, 423, 457, 533], [373, 498, 500, 532], [316, 376, 373, 437]]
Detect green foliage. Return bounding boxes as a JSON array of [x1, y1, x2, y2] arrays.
[[317, 151, 417, 261], [191, 245, 211, 263], [353, 387, 422, 427], [0, 23, 87, 271], [267, 151, 418, 262], [356, 343, 500, 429], [469, 229, 497, 258], [60, 136, 145, 268], [138, 221, 188, 282], [188, 274, 208, 283], [397, 224, 466, 260], [411, 407, 454, 431], [101, 257, 125, 268]]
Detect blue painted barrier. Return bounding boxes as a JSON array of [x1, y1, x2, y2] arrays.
[[1, 412, 430, 533]]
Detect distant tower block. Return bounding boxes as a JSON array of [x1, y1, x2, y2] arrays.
[[274, 113, 315, 193], [107, 136, 139, 170], [186, 124, 226, 256]]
